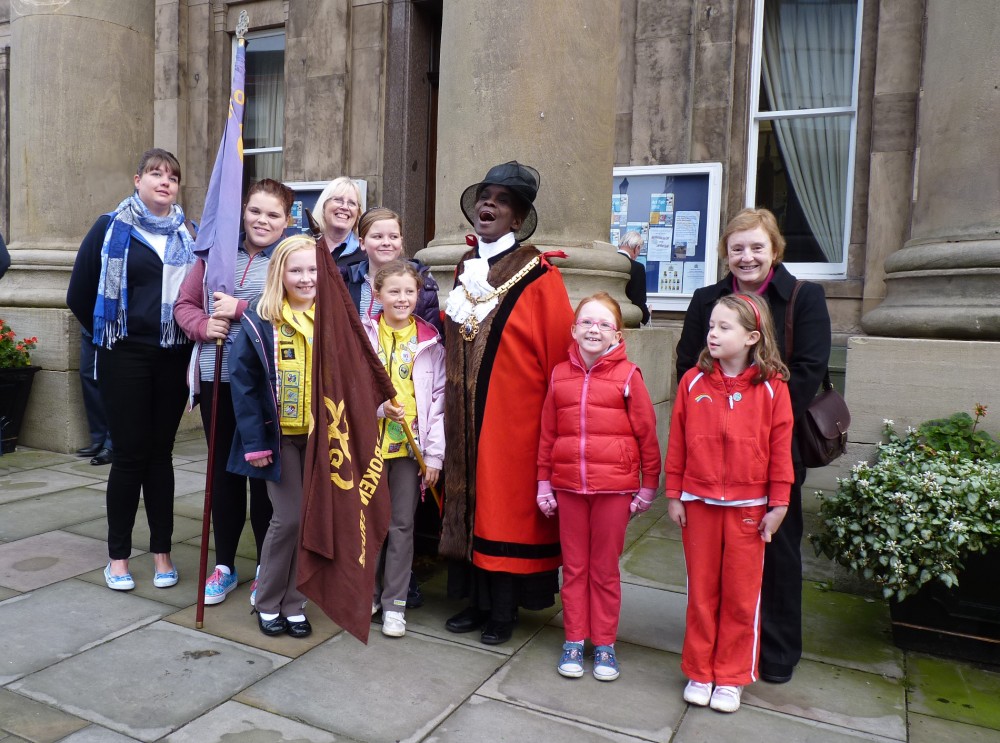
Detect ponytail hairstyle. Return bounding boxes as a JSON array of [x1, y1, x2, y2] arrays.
[[257, 235, 317, 322], [696, 293, 789, 383]]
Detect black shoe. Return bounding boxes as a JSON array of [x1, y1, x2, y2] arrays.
[[90, 448, 112, 466], [257, 613, 288, 636], [760, 663, 794, 684], [445, 606, 488, 633], [407, 573, 424, 609], [76, 443, 103, 457], [286, 617, 312, 638], [480, 619, 515, 645]]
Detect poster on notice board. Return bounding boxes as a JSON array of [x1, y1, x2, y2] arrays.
[[610, 164, 722, 312]]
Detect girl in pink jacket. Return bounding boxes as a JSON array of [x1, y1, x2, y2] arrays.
[[364, 259, 446, 638], [537, 292, 661, 681]]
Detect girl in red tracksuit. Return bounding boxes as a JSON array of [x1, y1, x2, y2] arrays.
[[537, 291, 661, 682], [666, 293, 793, 714]]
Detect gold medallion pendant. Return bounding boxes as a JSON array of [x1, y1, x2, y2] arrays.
[[460, 315, 480, 342]]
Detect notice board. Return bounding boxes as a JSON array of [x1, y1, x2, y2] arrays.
[[611, 163, 723, 311], [284, 180, 369, 233]]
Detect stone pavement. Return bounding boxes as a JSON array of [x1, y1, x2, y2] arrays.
[[1, 432, 999, 742]]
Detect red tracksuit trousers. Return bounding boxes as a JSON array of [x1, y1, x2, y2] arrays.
[[680, 499, 767, 686], [557, 490, 632, 645]]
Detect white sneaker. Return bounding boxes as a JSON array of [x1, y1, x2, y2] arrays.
[[382, 610, 406, 637], [683, 680, 713, 706], [709, 685, 742, 713]]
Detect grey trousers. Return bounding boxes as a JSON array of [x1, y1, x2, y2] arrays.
[[256, 434, 308, 617], [375, 457, 421, 612]]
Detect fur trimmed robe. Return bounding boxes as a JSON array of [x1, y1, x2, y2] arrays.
[[439, 244, 574, 575]]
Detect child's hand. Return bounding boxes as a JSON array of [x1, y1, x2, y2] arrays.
[[383, 401, 405, 422], [247, 454, 273, 468], [629, 487, 657, 516], [758, 506, 788, 542], [205, 317, 231, 339], [212, 292, 240, 319], [424, 466, 440, 489], [536, 481, 557, 518], [667, 499, 687, 528]]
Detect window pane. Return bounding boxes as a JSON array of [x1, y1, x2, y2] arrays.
[[760, 0, 858, 112], [245, 153, 283, 184], [754, 115, 851, 262], [244, 34, 285, 152]]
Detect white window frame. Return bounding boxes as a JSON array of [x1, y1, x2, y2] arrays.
[[745, 0, 865, 279], [232, 29, 286, 164]]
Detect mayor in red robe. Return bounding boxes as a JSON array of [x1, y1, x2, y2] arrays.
[[440, 161, 574, 645]]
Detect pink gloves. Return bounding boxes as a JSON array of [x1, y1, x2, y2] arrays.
[[630, 487, 657, 515], [537, 480, 557, 518]]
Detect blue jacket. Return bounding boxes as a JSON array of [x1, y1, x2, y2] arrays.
[[227, 303, 281, 482]]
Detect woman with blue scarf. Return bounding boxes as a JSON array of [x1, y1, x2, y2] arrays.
[[67, 148, 196, 592]]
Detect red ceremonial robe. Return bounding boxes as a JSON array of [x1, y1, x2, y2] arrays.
[[440, 243, 573, 575]]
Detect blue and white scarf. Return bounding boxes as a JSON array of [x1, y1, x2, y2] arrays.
[[93, 193, 196, 349]]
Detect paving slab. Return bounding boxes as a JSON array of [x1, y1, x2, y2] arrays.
[[0, 580, 169, 683], [65, 512, 204, 547], [0, 488, 108, 541], [0, 531, 109, 591], [46, 459, 114, 479], [162, 700, 339, 742], [168, 468, 211, 498], [623, 499, 669, 551], [171, 437, 210, 461], [429, 695, 650, 742], [800, 584, 903, 678], [905, 653, 1000, 731], [0, 688, 89, 742], [10, 622, 289, 742], [177, 518, 263, 564], [0, 585, 17, 601], [165, 580, 342, 658], [0, 449, 78, 472], [398, 568, 561, 656], [75, 543, 254, 610], [477, 625, 687, 740], [619, 534, 688, 593], [43, 726, 139, 742], [0, 470, 102, 505], [674, 704, 898, 742], [643, 511, 683, 541], [908, 712, 1000, 743], [235, 630, 505, 742], [744, 657, 906, 740], [173, 459, 207, 475]]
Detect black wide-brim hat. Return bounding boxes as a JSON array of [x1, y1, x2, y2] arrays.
[[460, 161, 540, 241]]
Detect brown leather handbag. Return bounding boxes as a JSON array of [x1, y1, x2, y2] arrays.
[[785, 282, 850, 468]]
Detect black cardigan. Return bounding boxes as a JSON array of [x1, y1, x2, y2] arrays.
[[674, 263, 831, 430]]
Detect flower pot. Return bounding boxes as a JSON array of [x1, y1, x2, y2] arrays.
[[0, 365, 40, 453], [889, 551, 1000, 667]]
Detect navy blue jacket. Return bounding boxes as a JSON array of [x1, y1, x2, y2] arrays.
[[340, 257, 442, 333], [227, 303, 281, 482], [0, 232, 10, 279]]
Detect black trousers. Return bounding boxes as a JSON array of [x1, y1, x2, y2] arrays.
[[80, 329, 112, 448], [98, 341, 189, 559], [760, 465, 805, 671], [198, 380, 271, 570]]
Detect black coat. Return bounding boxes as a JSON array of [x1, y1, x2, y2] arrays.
[[675, 263, 831, 435], [620, 251, 650, 324]]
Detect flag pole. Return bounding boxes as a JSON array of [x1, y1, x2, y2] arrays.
[[195, 338, 225, 629]]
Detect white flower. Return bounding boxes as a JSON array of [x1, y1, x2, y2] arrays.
[[883, 419, 895, 426], [947, 520, 967, 533]]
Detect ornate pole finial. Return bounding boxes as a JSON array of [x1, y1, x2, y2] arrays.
[[236, 10, 249, 40]]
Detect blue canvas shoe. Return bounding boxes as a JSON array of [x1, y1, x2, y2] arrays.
[[203, 566, 237, 604], [104, 563, 134, 591]]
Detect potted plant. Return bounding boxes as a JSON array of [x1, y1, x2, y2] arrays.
[[0, 318, 40, 453], [811, 406, 1000, 664]]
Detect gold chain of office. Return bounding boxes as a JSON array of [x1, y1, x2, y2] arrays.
[[458, 256, 541, 342]]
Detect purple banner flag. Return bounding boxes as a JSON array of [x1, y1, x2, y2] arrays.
[[193, 37, 247, 296]]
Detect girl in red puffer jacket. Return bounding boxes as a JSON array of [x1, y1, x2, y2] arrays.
[[537, 291, 661, 682]]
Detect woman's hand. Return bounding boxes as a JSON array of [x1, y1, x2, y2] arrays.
[[212, 292, 240, 319], [248, 454, 273, 468], [383, 401, 405, 422], [759, 506, 788, 543], [423, 466, 440, 489], [667, 499, 687, 528], [205, 317, 231, 340]]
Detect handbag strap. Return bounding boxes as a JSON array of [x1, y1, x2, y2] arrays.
[[784, 280, 833, 391]]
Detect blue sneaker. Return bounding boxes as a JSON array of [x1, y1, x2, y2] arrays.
[[154, 567, 179, 588], [557, 642, 585, 678], [104, 563, 134, 591], [249, 565, 260, 607], [593, 645, 620, 681], [203, 566, 237, 604]]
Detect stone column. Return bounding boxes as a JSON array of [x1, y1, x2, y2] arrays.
[[0, 0, 155, 452], [416, 0, 639, 325], [861, 0, 1000, 339]]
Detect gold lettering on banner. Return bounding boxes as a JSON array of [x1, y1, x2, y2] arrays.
[[323, 397, 353, 489], [359, 511, 366, 566], [358, 447, 385, 564]]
